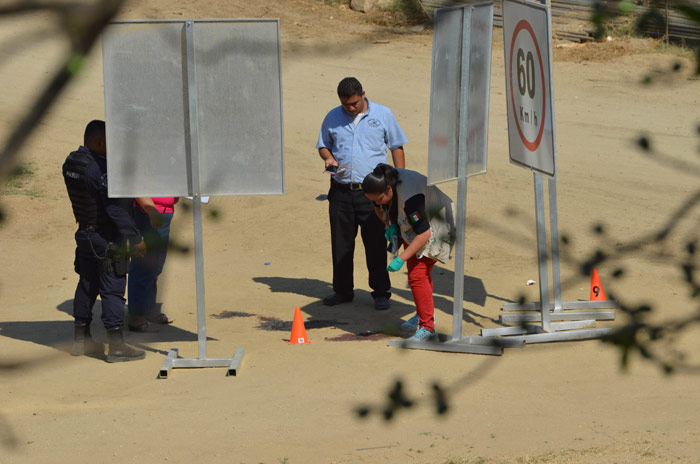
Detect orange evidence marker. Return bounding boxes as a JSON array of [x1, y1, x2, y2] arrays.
[[590, 268, 607, 301], [289, 306, 311, 344]]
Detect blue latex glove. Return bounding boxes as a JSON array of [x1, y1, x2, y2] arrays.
[[384, 224, 399, 241], [387, 256, 405, 272]]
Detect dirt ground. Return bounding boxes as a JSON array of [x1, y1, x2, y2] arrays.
[[1, 1, 700, 463]]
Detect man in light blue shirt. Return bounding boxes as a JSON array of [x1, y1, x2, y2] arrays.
[[316, 77, 407, 310]]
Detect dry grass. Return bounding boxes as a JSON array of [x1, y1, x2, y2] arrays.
[[447, 440, 687, 464], [554, 36, 695, 64], [363, 0, 431, 28]]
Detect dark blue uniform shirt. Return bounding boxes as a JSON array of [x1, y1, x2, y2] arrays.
[[75, 146, 140, 258]]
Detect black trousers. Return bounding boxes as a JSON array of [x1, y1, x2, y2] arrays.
[[73, 232, 126, 330], [328, 180, 390, 300]]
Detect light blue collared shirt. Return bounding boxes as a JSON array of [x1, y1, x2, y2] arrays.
[[316, 98, 408, 184]]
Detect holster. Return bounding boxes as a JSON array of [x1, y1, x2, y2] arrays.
[[102, 243, 130, 276]]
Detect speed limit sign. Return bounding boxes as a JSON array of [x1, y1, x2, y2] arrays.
[[503, 0, 556, 178]]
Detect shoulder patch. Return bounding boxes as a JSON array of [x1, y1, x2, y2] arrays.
[[64, 170, 81, 180], [408, 211, 422, 224]]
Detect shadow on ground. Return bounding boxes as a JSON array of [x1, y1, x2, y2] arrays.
[[0, 300, 211, 362], [248, 264, 513, 339]]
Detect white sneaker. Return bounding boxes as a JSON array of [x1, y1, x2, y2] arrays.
[[407, 327, 437, 342]]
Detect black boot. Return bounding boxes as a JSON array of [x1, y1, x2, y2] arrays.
[[72, 324, 104, 356], [106, 328, 145, 363]]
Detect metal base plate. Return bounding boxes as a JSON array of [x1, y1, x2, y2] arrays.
[[158, 347, 244, 378], [500, 311, 615, 323], [483, 328, 612, 344], [389, 338, 504, 355], [502, 300, 618, 311], [482, 320, 596, 337]]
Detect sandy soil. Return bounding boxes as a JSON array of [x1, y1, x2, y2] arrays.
[[1, 1, 699, 463]]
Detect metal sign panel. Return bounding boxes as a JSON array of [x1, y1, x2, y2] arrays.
[[102, 19, 284, 197], [194, 21, 284, 196], [103, 22, 189, 197], [503, 0, 556, 177], [428, 3, 492, 185], [465, 4, 493, 178], [428, 9, 461, 183]]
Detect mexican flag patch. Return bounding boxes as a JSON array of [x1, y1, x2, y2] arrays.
[[409, 212, 421, 223]]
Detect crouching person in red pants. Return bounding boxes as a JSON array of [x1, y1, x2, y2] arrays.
[[362, 164, 456, 342]]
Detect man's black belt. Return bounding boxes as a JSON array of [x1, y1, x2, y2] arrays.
[[332, 180, 363, 191]]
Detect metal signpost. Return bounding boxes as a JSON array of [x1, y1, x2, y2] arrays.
[[389, 3, 519, 355], [102, 19, 284, 376], [485, 0, 615, 344]]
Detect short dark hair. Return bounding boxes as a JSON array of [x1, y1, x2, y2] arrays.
[[84, 120, 105, 147], [337, 77, 363, 99], [362, 163, 400, 194]]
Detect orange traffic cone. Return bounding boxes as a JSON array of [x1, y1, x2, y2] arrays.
[[590, 268, 607, 301], [288, 307, 311, 344]]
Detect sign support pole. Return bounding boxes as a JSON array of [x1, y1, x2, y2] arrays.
[[158, 21, 244, 377], [493, 0, 616, 343], [452, 174, 468, 341], [549, 177, 563, 311], [542, 0, 561, 313], [534, 172, 551, 330], [184, 21, 208, 360], [391, 3, 506, 354], [451, 6, 472, 342]]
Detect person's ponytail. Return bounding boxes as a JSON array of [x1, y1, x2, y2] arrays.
[[362, 163, 400, 194]]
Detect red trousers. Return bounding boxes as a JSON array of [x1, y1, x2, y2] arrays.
[[406, 253, 437, 331]]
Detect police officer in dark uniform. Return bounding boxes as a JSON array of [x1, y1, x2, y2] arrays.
[[63, 120, 147, 362]]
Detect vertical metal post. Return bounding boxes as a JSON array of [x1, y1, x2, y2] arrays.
[[542, 0, 561, 313], [534, 172, 551, 330], [452, 178, 467, 340], [548, 178, 562, 311], [665, 0, 669, 46], [184, 21, 208, 359], [451, 7, 472, 341]]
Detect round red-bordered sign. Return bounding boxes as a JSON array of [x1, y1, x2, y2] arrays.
[[509, 19, 546, 152]]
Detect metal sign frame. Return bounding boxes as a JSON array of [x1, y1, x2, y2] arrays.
[[427, 4, 491, 184], [394, 0, 616, 354], [103, 19, 285, 198], [102, 19, 285, 376], [486, 0, 616, 345], [390, 2, 502, 355]]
